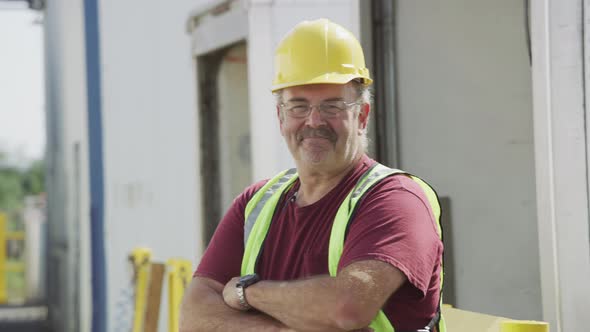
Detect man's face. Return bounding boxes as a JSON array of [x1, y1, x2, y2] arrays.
[[277, 83, 369, 170]]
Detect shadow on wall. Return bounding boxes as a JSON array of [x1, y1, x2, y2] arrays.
[[440, 196, 456, 306]]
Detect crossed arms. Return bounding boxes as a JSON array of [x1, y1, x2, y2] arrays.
[[179, 259, 406, 332]]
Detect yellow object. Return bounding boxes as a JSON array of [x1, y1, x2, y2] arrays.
[[0, 213, 6, 303], [442, 306, 550, 332], [442, 306, 507, 332], [5, 231, 24, 240], [4, 261, 25, 272], [167, 258, 192, 332], [501, 320, 549, 332], [130, 247, 152, 332], [271, 18, 372, 92]]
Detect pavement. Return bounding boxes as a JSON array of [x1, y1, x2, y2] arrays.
[[0, 305, 52, 332], [0, 320, 52, 332]]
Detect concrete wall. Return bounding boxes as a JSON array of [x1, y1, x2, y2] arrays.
[[97, 1, 201, 331], [394, 1, 541, 319]]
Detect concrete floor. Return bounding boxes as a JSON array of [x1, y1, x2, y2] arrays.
[[0, 320, 53, 332], [0, 305, 51, 332]]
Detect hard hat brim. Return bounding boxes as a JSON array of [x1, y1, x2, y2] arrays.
[[271, 73, 373, 93]]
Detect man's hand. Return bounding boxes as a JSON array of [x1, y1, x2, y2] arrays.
[[222, 276, 247, 311], [180, 277, 293, 332]]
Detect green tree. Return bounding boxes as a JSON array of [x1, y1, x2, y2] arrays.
[[22, 159, 44, 196], [0, 154, 45, 213], [0, 167, 25, 212]]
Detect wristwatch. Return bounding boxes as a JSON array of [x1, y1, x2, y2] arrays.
[[236, 273, 260, 310]]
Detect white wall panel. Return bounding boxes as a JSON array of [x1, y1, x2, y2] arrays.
[[98, 1, 201, 330], [395, 0, 541, 319], [532, 0, 590, 330]]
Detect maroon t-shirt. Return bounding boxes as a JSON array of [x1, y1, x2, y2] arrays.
[[195, 155, 443, 330]]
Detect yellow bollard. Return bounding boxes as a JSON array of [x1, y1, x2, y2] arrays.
[[130, 247, 152, 332], [0, 212, 6, 304], [501, 320, 549, 332], [167, 258, 192, 332]]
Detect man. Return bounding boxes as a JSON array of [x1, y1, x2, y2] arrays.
[[180, 19, 445, 332]]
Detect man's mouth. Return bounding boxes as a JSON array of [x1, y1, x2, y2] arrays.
[[297, 127, 336, 143]]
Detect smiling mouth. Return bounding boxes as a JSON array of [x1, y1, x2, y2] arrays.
[[302, 136, 329, 141], [299, 136, 335, 146]]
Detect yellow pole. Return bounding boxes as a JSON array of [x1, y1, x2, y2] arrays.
[[0, 212, 6, 304], [501, 320, 549, 332], [5, 229, 25, 302], [167, 258, 192, 332], [130, 247, 152, 332]]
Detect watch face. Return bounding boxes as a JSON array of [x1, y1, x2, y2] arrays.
[[238, 274, 260, 288]]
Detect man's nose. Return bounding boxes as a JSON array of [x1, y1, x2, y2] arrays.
[[305, 106, 326, 128]]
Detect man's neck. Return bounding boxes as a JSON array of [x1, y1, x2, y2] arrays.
[[295, 153, 364, 207]]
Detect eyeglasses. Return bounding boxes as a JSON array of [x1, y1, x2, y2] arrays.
[[279, 100, 362, 119]]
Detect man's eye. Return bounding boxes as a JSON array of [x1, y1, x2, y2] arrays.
[[322, 104, 344, 113], [290, 105, 309, 112]]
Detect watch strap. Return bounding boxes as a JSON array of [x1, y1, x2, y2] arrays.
[[236, 274, 259, 310], [236, 284, 252, 310]]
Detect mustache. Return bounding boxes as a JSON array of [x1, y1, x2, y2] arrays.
[[297, 126, 337, 142]]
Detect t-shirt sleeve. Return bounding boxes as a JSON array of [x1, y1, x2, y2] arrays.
[[194, 180, 267, 285], [338, 175, 442, 297]]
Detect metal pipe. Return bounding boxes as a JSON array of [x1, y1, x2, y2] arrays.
[[371, 0, 399, 167]]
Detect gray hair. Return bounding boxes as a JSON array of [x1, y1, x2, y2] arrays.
[[352, 80, 372, 152]]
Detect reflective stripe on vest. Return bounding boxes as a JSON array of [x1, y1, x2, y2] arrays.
[[241, 163, 446, 332], [242, 168, 298, 275]]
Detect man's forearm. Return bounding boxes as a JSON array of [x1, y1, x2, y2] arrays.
[[235, 260, 405, 332], [180, 277, 291, 332], [245, 276, 353, 332]]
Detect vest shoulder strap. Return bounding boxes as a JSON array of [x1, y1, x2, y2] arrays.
[[328, 163, 406, 276], [242, 168, 298, 275]]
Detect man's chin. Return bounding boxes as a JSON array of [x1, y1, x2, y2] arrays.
[[300, 149, 331, 165], [301, 138, 334, 150]]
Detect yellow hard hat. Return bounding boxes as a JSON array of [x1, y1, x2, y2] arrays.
[[271, 18, 373, 92]]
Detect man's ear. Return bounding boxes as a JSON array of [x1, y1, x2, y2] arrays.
[[358, 103, 370, 131]]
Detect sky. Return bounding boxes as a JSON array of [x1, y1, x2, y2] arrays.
[[0, 5, 45, 164]]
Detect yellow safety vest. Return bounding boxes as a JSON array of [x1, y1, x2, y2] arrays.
[[241, 163, 446, 332]]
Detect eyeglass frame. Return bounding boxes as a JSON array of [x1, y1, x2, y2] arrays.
[[278, 100, 364, 119]]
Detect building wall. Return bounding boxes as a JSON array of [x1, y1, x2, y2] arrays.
[[43, 0, 92, 331], [45, 1, 206, 330], [97, 1, 201, 331], [394, 0, 541, 319], [531, 0, 590, 330], [42, 0, 561, 329]]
